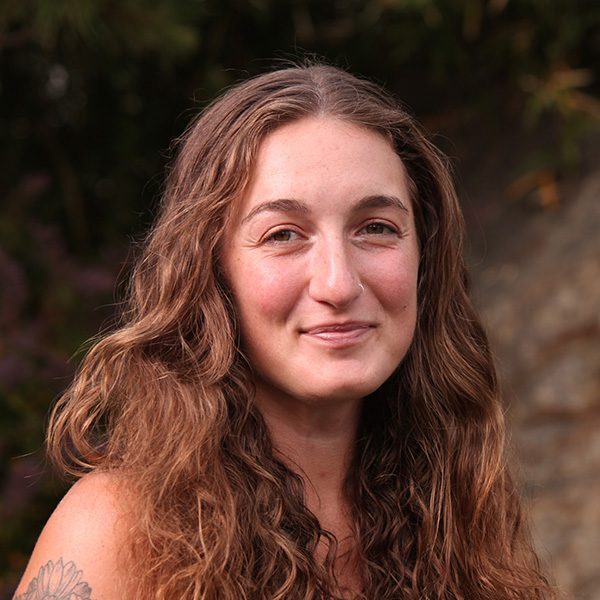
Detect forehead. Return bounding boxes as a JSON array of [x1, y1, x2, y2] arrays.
[[231, 116, 411, 221]]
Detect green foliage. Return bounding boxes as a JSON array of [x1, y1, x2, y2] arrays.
[[0, 0, 597, 594], [0, 0, 200, 57]]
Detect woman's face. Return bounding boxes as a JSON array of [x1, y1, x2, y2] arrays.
[[221, 117, 419, 408]]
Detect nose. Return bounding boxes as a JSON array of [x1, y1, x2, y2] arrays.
[[308, 237, 362, 308]]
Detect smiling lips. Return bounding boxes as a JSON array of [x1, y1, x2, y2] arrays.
[[300, 322, 375, 347]]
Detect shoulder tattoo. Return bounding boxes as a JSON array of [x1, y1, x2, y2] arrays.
[[14, 558, 92, 600]]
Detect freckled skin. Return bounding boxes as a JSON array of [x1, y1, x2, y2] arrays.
[[222, 117, 420, 410]]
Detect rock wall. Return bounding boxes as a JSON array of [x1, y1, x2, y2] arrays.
[[466, 163, 600, 598]]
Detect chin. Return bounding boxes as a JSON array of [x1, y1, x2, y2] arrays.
[[295, 377, 386, 404]]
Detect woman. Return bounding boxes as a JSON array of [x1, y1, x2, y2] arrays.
[[15, 63, 554, 599]]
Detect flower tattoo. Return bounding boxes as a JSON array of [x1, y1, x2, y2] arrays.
[[14, 558, 92, 600]]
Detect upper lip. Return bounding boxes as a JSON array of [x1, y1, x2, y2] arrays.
[[300, 321, 374, 334]]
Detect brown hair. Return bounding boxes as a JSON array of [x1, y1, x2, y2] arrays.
[[48, 63, 554, 598]]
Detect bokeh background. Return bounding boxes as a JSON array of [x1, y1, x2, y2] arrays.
[[1, 1, 598, 598]]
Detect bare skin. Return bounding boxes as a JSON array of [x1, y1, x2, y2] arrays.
[[17, 118, 418, 598], [258, 393, 363, 595], [221, 117, 419, 595], [14, 558, 92, 600], [13, 473, 129, 600]]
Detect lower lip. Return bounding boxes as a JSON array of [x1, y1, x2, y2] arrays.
[[301, 326, 374, 348]]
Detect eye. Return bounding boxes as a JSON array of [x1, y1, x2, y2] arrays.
[[263, 228, 300, 243], [361, 221, 398, 235]]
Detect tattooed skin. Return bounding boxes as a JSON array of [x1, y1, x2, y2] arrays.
[[14, 558, 92, 600]]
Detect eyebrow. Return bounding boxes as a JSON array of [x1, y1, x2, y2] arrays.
[[241, 198, 309, 225], [241, 194, 408, 225], [355, 194, 409, 214]]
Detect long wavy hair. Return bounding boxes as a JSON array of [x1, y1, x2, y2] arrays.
[[48, 63, 554, 598]]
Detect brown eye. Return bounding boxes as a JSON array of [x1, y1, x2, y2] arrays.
[[265, 229, 297, 243], [363, 222, 396, 235]]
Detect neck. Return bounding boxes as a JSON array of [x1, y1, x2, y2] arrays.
[[254, 381, 362, 523], [254, 382, 364, 597]]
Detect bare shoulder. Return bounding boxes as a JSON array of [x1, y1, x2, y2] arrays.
[[13, 471, 134, 600]]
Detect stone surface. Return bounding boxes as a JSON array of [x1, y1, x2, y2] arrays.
[[467, 164, 600, 598]]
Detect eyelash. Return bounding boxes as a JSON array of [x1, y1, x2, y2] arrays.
[[360, 221, 399, 236], [262, 221, 400, 244], [263, 228, 300, 243]]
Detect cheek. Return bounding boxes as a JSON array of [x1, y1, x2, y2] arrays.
[[369, 253, 419, 311], [234, 260, 304, 325]]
